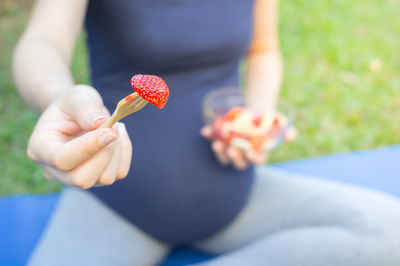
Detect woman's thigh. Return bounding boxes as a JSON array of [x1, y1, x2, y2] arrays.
[[194, 167, 400, 254], [28, 188, 169, 266]]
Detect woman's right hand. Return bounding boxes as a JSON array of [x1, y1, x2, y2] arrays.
[[27, 85, 132, 189]]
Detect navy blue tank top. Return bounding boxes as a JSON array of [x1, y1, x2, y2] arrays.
[[86, 0, 255, 244]]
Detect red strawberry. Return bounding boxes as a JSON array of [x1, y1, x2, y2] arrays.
[[130, 74, 169, 109], [214, 118, 224, 132], [252, 115, 263, 127], [224, 106, 245, 121], [250, 136, 265, 151], [267, 125, 281, 137]]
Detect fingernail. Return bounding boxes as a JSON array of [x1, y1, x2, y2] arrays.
[[99, 132, 118, 145], [88, 114, 106, 125], [117, 122, 127, 133]]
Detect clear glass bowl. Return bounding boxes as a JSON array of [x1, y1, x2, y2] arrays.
[[202, 87, 244, 125], [202, 87, 292, 152]]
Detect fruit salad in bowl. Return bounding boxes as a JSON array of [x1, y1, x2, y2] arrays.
[[202, 87, 291, 152]]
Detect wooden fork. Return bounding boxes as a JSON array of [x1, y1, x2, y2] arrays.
[[99, 92, 148, 128]]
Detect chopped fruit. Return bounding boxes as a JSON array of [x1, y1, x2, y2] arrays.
[[274, 113, 287, 126], [249, 136, 265, 151], [267, 125, 281, 137], [262, 138, 278, 151], [231, 137, 252, 150], [252, 115, 263, 127], [130, 74, 169, 108], [212, 106, 289, 152], [225, 106, 245, 120]]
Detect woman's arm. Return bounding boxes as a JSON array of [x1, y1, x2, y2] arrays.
[[245, 0, 282, 113], [202, 0, 294, 170], [12, 0, 132, 189], [12, 0, 88, 112]]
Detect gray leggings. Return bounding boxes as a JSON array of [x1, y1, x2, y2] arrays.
[[28, 167, 400, 266]]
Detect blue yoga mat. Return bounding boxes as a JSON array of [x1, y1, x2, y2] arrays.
[[1, 145, 399, 266]]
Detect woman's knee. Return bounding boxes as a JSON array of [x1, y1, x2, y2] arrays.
[[354, 196, 400, 265]]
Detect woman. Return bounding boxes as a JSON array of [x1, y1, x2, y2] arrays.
[[13, 0, 400, 265]]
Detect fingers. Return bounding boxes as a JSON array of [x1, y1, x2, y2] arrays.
[[202, 125, 247, 169], [40, 123, 132, 189], [225, 147, 268, 170], [206, 130, 264, 170], [97, 140, 120, 186], [85, 122, 132, 187], [200, 125, 214, 140], [226, 146, 248, 170], [285, 126, 298, 142], [46, 141, 116, 189], [116, 123, 132, 179], [212, 140, 230, 165], [245, 149, 268, 165], [60, 85, 108, 130], [41, 134, 126, 189], [27, 86, 132, 189], [209, 139, 267, 170], [50, 128, 118, 171], [96, 123, 132, 186], [42, 165, 76, 187], [203, 125, 269, 170], [42, 167, 55, 180]]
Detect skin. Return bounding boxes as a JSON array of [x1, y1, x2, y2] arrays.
[[12, 0, 131, 189], [201, 0, 297, 170], [13, 0, 295, 189]]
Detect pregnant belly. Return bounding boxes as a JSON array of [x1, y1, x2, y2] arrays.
[[90, 88, 254, 244]]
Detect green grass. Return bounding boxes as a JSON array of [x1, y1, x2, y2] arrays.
[[0, 0, 399, 195], [273, 0, 400, 161]]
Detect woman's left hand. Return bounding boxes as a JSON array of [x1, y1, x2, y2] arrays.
[[201, 125, 297, 170]]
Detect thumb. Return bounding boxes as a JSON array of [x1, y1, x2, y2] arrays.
[[200, 125, 215, 140], [61, 85, 108, 131], [284, 126, 298, 142]]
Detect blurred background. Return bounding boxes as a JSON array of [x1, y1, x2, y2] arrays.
[[1, 0, 399, 195]]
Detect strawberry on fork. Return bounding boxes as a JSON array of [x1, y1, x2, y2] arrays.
[[100, 74, 169, 128]]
